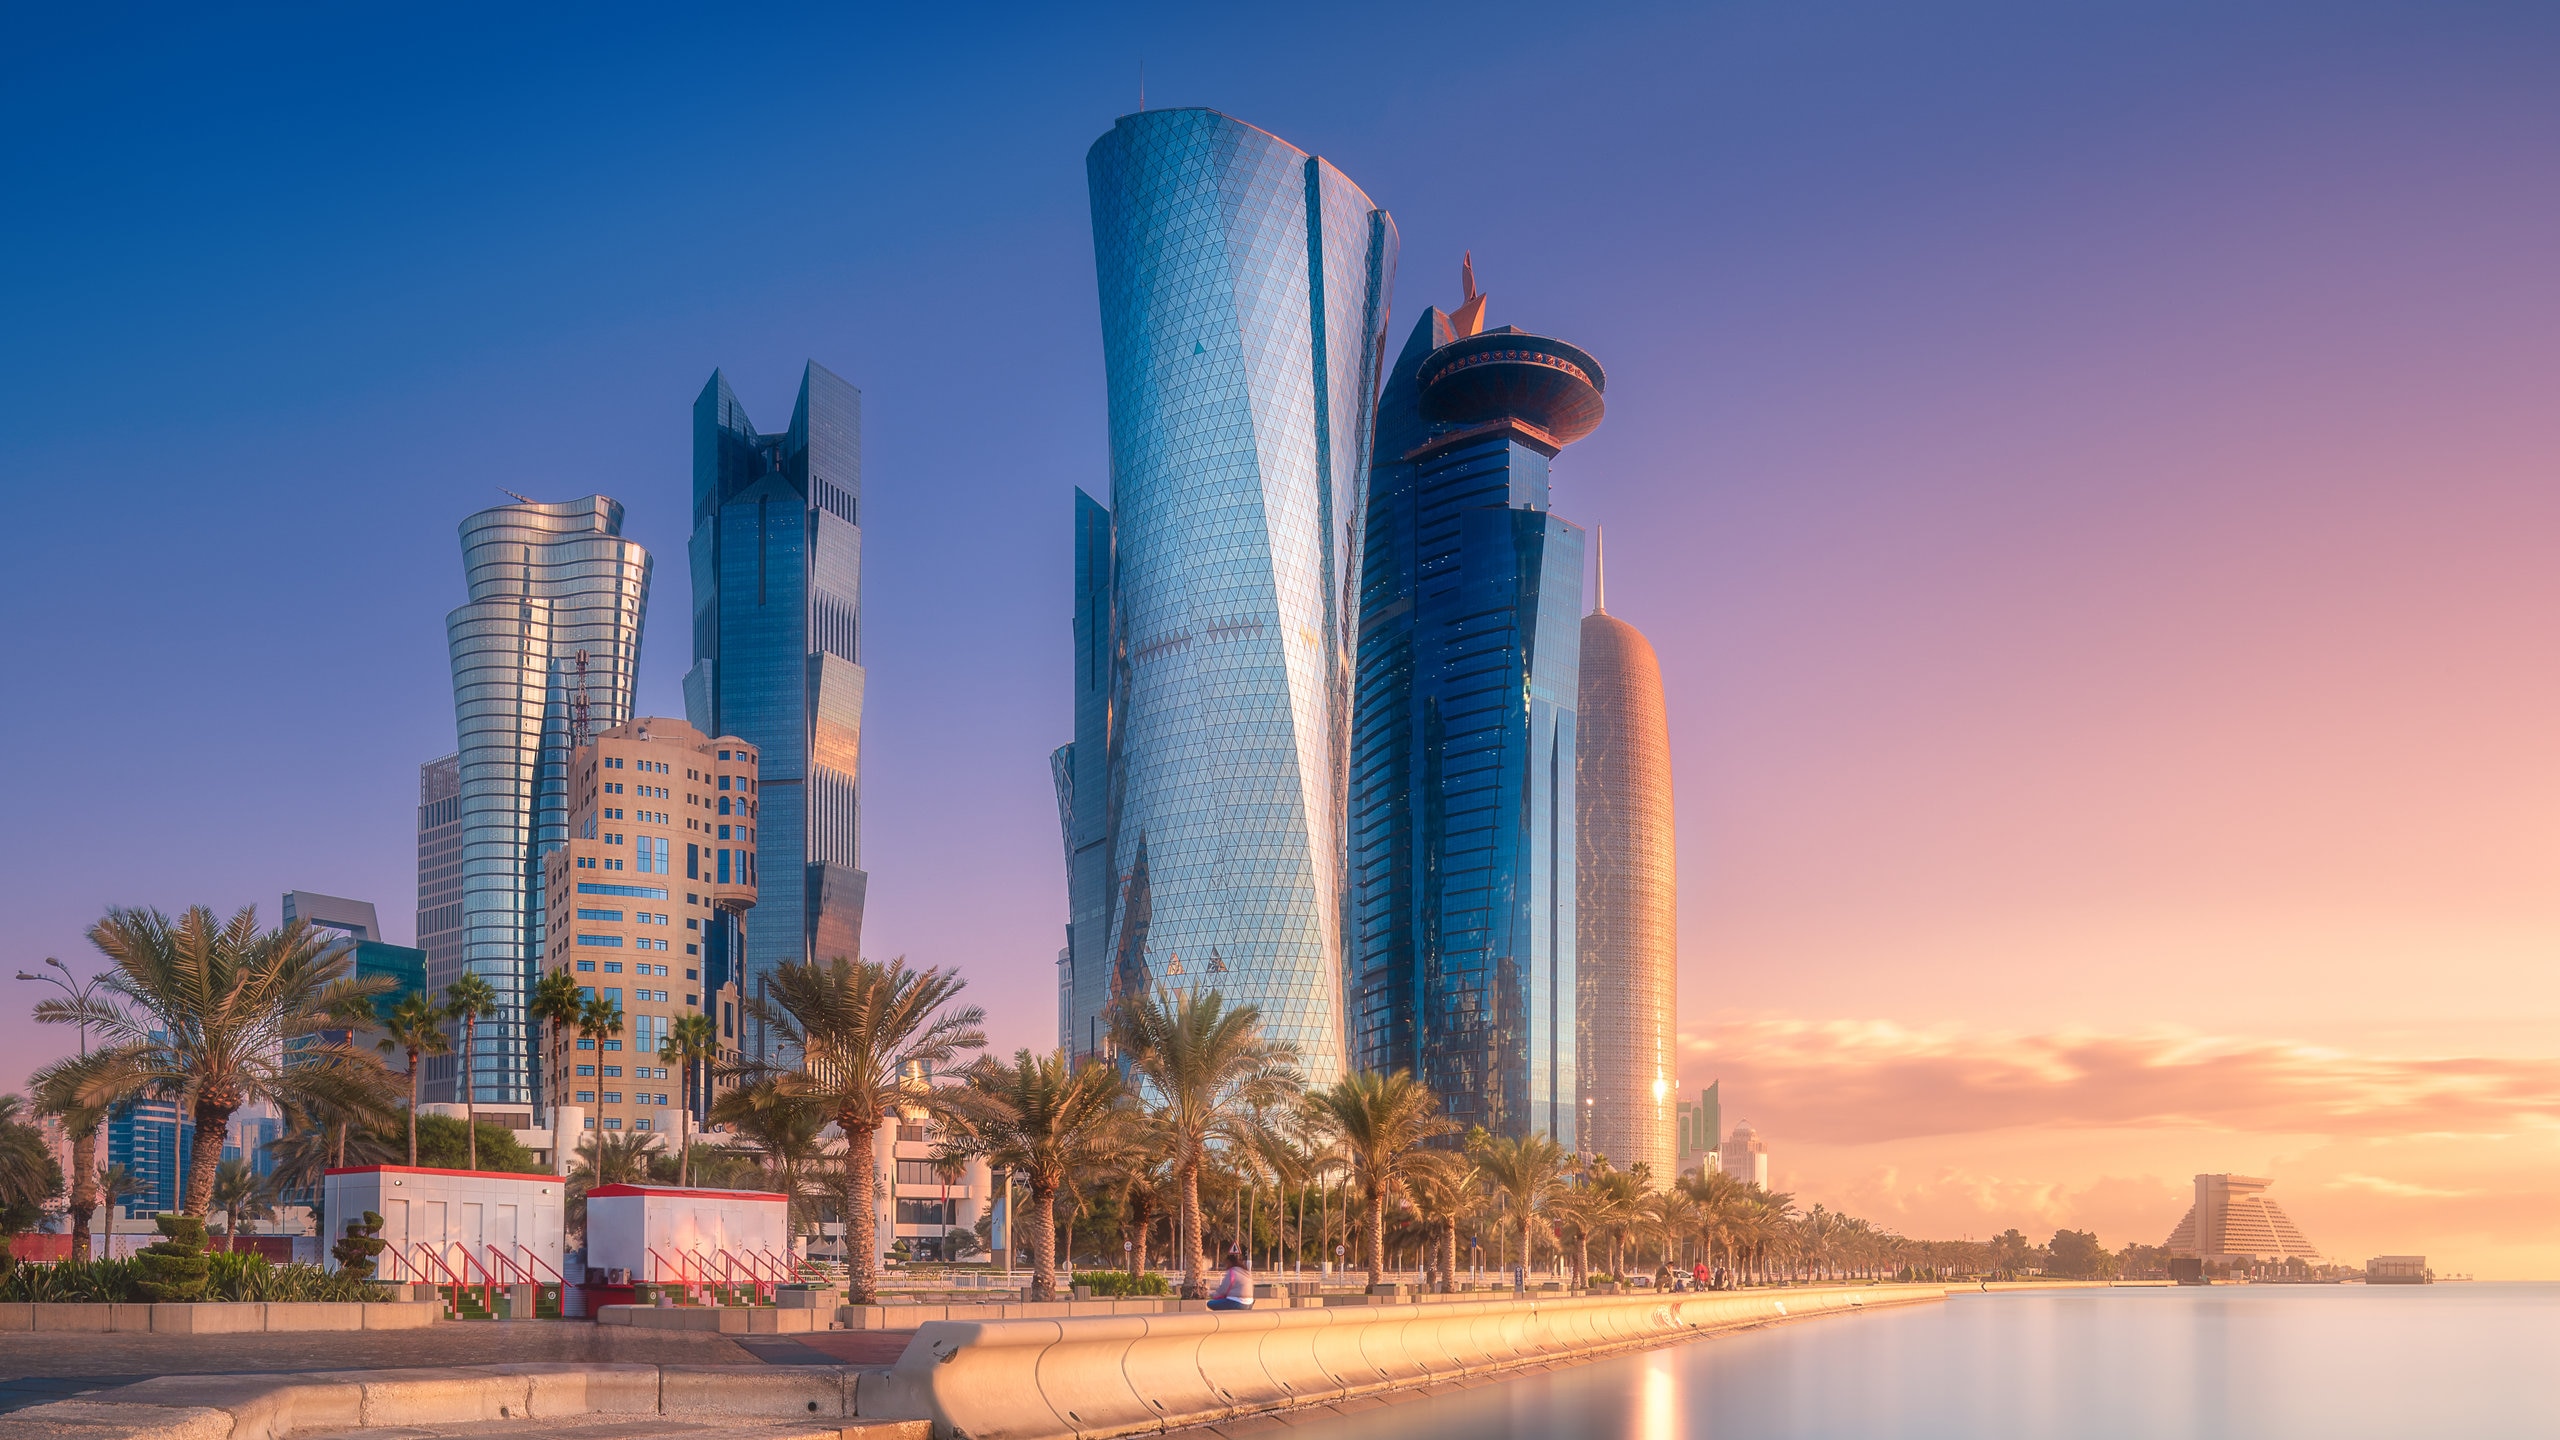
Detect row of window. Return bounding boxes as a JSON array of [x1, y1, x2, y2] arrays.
[[573, 1064, 672, 1078], [573, 959, 689, 977], [571, 1091, 674, 1106]]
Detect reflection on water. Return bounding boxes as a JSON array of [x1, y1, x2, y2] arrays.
[[1275, 1285, 2560, 1439]]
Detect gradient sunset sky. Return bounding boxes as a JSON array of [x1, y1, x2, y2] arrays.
[[5, 2, 2556, 1275]]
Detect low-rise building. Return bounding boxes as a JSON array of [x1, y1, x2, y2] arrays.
[[540, 718, 757, 1143]]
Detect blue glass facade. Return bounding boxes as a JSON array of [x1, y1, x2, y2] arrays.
[[1059, 109, 1398, 1083], [106, 1096, 188, 1217], [446, 498, 650, 1106], [1350, 302, 1595, 1146], [685, 364, 866, 1056]]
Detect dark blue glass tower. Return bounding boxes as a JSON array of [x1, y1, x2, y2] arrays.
[[1350, 270, 1601, 1145], [685, 363, 866, 1055]]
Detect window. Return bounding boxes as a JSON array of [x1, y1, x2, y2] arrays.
[[638, 836, 670, 874], [685, 918, 699, 931], [685, 969, 698, 980], [578, 883, 668, 899], [687, 844, 700, 880], [584, 1116, 596, 1129], [603, 1118, 622, 1130], [576, 908, 623, 921], [634, 1118, 652, 1131], [603, 1066, 621, 1077], [895, 1199, 957, 1227], [604, 987, 622, 1005], [717, 848, 730, 884], [576, 1091, 595, 1103], [576, 960, 596, 973], [719, 775, 732, 791], [602, 1092, 623, 1104], [604, 963, 623, 974], [576, 1037, 595, 1050], [685, 993, 698, 1007], [603, 1039, 621, 1051], [576, 935, 623, 948], [897, 1123, 927, 1143], [576, 1065, 595, 1077], [896, 1159, 955, 1186], [685, 944, 699, 956], [718, 750, 730, 761]]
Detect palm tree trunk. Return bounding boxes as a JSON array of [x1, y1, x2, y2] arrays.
[[1028, 1180, 1060, 1301], [407, 1051, 423, 1166], [842, 1116, 882, 1304], [1178, 1156, 1207, 1299], [1365, 1187, 1386, 1289], [68, 1128, 96, 1258], [677, 1065, 692, 1188], [182, 1096, 237, 1217], [462, 1014, 478, 1172]]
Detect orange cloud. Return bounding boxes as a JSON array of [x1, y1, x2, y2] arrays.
[[1679, 1018, 2560, 1143]]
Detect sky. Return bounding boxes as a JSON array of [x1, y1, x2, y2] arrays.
[[4, 1, 2557, 1275]]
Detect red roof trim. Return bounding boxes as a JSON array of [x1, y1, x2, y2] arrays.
[[586, 1183, 786, 1202], [324, 1165, 565, 1185]]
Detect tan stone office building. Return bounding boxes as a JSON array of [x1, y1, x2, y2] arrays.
[[541, 717, 759, 1141]]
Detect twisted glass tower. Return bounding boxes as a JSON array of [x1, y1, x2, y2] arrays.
[[1056, 108, 1397, 1084], [1349, 267, 1599, 1146], [445, 496, 649, 1106], [685, 363, 867, 1053]]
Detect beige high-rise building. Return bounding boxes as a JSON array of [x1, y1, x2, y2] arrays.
[[540, 717, 758, 1144], [1575, 538, 1679, 1177]]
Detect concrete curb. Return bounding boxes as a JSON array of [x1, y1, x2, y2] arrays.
[[866, 1283, 1947, 1438], [0, 1300, 440, 1333], [0, 1363, 925, 1440]]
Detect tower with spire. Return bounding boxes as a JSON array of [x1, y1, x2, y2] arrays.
[[1347, 257, 1605, 1147], [1577, 522, 1679, 1177]]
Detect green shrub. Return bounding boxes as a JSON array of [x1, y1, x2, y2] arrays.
[[0, 1253, 381, 1304], [135, 1215, 211, 1302], [1079, 1269, 1169, 1297]]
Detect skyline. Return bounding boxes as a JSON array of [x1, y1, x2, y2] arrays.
[[5, 2, 2559, 1276]]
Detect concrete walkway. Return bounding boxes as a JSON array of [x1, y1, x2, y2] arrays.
[[0, 1321, 760, 1414]]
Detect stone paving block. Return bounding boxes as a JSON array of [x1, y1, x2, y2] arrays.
[[262, 1301, 365, 1331], [362, 1300, 442, 1329], [0, 1303, 29, 1332], [0, 1400, 233, 1440], [660, 1363, 853, 1418], [98, 1371, 368, 1438], [481, 1361, 662, 1417], [33, 1302, 119, 1331], [357, 1367, 535, 1425], [151, 1302, 267, 1334]]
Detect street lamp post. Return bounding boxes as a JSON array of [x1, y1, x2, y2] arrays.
[[17, 956, 107, 1056]]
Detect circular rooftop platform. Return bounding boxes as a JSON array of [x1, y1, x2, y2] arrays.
[[1419, 329, 1608, 447]]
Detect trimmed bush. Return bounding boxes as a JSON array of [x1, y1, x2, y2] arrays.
[[134, 1214, 211, 1302], [1079, 1269, 1170, 1297], [332, 1210, 388, 1281]]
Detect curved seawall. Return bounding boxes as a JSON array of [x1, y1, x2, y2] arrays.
[[865, 1283, 1944, 1438]]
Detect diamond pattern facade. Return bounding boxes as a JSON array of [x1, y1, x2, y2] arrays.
[[1060, 109, 1397, 1084], [1577, 583, 1678, 1176]]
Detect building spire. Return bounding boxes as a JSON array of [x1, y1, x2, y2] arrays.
[[1450, 250, 1489, 338], [1594, 524, 1607, 613]]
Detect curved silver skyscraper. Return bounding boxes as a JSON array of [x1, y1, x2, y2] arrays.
[[1057, 109, 1398, 1083], [446, 496, 649, 1106]]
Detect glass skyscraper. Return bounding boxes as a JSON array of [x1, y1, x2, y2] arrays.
[[1577, 540, 1679, 1177], [1057, 109, 1398, 1084], [1349, 267, 1602, 1145], [685, 363, 866, 1053], [445, 496, 649, 1107]]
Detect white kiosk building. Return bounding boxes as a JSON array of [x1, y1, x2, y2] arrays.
[[323, 1165, 566, 1290], [585, 1183, 793, 1297]]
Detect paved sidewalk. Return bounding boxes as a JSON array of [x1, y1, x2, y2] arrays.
[[0, 1320, 756, 1413]]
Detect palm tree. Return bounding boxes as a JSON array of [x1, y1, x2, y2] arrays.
[[731, 956, 985, 1304], [0, 1096, 57, 1226], [1403, 1149, 1483, 1293], [40, 906, 395, 1215], [442, 972, 500, 1172], [208, 1157, 274, 1251], [659, 1012, 720, 1187], [375, 993, 451, 1167], [1469, 1128, 1572, 1287], [710, 1079, 832, 1250], [28, 1053, 114, 1259], [936, 1049, 1128, 1301], [97, 1163, 147, 1231], [1109, 988, 1300, 1298], [528, 969, 587, 1132], [567, 1128, 661, 1246], [264, 1107, 394, 1242], [1298, 1069, 1457, 1289]]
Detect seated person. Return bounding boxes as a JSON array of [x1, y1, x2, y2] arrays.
[[1206, 1249, 1255, 1310]]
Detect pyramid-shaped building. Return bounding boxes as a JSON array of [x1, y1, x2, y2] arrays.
[[2164, 1173, 2319, 1262]]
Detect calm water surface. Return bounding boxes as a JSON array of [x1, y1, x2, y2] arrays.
[[1286, 1285, 2560, 1439]]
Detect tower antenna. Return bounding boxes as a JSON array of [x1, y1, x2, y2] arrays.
[[1594, 526, 1607, 614], [501, 488, 536, 505]]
